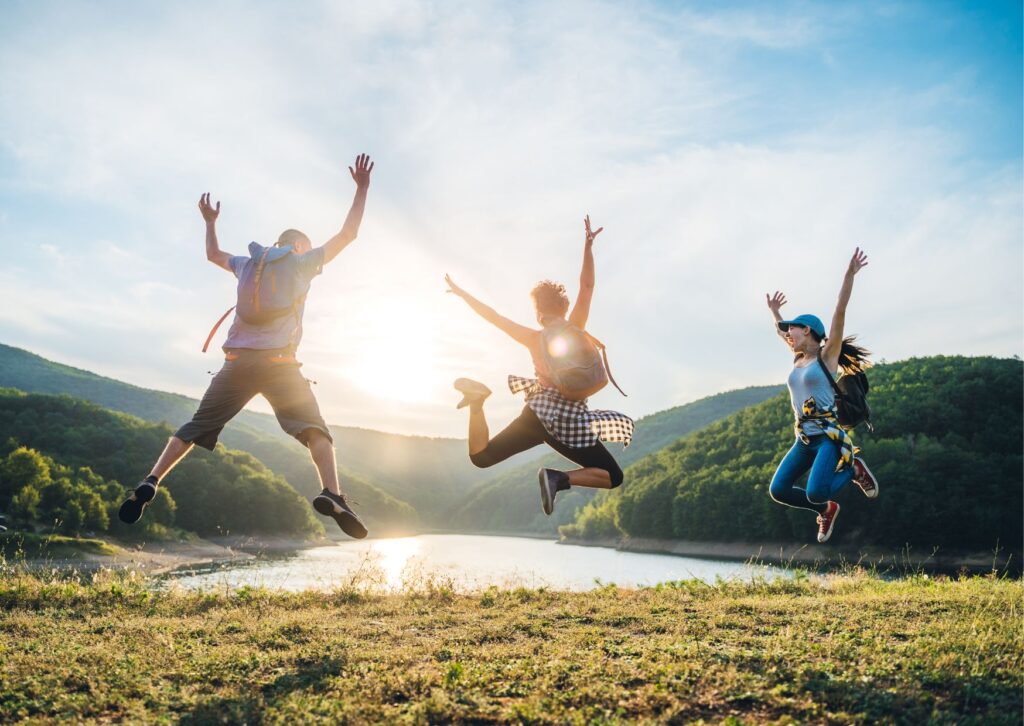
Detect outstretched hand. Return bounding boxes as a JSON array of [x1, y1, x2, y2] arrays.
[[198, 193, 220, 223], [847, 247, 869, 276], [584, 215, 604, 245], [349, 153, 374, 189], [766, 291, 787, 314], [444, 274, 465, 298]]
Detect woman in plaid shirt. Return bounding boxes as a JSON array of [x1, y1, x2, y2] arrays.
[[446, 216, 633, 516]]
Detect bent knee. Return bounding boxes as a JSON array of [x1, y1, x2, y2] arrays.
[[805, 487, 830, 505], [469, 451, 497, 469], [768, 479, 788, 503]]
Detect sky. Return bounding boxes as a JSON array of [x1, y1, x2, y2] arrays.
[[1, 0, 1021, 438]]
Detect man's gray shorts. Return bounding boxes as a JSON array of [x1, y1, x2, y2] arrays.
[[175, 350, 332, 451]]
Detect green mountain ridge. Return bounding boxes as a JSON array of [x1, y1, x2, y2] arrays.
[[0, 342, 785, 535], [0, 343, 525, 524], [562, 356, 1024, 551], [452, 385, 783, 535], [0, 389, 330, 538]]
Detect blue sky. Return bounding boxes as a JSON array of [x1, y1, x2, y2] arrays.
[[1, 0, 1021, 437]]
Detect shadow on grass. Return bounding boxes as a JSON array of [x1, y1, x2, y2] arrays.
[[796, 668, 1022, 725], [179, 655, 346, 725]]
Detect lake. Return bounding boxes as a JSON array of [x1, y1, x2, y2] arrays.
[[164, 534, 783, 592]]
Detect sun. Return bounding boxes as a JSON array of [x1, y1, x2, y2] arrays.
[[338, 297, 447, 404]]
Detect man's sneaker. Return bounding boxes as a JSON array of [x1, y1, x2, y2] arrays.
[[453, 378, 492, 409], [312, 490, 368, 539], [853, 458, 880, 499], [118, 481, 157, 524], [816, 501, 840, 543], [538, 468, 568, 516]]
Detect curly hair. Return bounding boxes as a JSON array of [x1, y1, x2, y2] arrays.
[[530, 280, 570, 319]]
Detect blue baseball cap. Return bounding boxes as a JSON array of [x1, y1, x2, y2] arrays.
[[777, 314, 825, 338]]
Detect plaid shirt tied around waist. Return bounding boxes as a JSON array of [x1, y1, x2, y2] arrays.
[[797, 396, 858, 472], [508, 375, 634, 449]]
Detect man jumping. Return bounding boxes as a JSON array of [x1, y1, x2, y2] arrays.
[[119, 154, 375, 539]]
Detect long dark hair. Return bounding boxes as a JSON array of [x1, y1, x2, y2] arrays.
[[807, 331, 872, 375]]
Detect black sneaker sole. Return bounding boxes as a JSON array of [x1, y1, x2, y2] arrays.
[[118, 485, 156, 524], [538, 469, 554, 516], [313, 496, 368, 539]]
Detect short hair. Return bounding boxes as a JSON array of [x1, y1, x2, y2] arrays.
[[275, 229, 310, 248], [530, 280, 570, 318]]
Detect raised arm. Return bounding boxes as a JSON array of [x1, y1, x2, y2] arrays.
[[765, 290, 789, 344], [200, 193, 232, 272], [823, 247, 868, 367], [445, 274, 537, 347], [568, 215, 603, 329], [321, 154, 374, 265]]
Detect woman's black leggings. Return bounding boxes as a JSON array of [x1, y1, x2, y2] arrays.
[[470, 405, 624, 487]]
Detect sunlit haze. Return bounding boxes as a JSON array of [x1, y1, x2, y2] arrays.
[[1, 1, 1020, 437]]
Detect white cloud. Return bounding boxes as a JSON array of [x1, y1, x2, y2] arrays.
[[0, 0, 1019, 437]]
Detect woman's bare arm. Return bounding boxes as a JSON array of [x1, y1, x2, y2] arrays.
[[823, 247, 868, 369], [765, 291, 790, 345], [446, 274, 536, 346], [568, 215, 602, 329]]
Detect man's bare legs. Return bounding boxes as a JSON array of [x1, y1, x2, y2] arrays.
[[306, 429, 340, 496], [467, 402, 490, 457], [149, 436, 194, 482]]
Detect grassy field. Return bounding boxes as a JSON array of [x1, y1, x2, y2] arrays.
[[0, 570, 1020, 724], [0, 532, 119, 560]]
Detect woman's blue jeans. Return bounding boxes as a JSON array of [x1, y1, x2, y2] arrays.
[[769, 434, 853, 514]]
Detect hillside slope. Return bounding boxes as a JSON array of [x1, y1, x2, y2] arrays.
[[450, 385, 782, 535], [0, 389, 337, 537], [563, 356, 1024, 550], [0, 343, 526, 520]]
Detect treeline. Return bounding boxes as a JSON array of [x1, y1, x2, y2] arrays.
[[563, 356, 1024, 551], [450, 385, 784, 535], [0, 444, 176, 537], [0, 343, 464, 531], [0, 389, 324, 538]]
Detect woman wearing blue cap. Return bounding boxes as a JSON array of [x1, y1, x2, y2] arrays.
[[765, 248, 879, 543]]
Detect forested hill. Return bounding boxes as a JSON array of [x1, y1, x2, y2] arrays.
[[0, 343, 524, 521], [449, 385, 783, 535], [0, 389, 331, 538], [562, 356, 1024, 551]]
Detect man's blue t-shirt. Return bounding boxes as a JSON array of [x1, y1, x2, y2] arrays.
[[223, 242, 325, 351]]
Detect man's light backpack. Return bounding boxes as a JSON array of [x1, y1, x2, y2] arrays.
[[539, 321, 627, 401], [202, 243, 306, 352]]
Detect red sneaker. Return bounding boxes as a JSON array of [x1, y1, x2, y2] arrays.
[[816, 501, 840, 543], [853, 458, 879, 499]]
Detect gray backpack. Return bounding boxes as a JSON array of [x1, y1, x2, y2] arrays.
[[539, 321, 627, 401], [202, 242, 305, 352]]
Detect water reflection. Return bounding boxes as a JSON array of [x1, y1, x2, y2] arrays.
[[164, 534, 783, 593], [372, 536, 421, 588]]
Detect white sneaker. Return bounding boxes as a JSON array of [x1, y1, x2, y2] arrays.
[[453, 378, 492, 409]]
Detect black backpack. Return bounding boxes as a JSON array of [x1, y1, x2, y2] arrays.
[[817, 352, 873, 430]]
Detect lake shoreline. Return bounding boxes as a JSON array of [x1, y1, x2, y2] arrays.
[[558, 535, 1021, 575], [8, 529, 1018, 578]]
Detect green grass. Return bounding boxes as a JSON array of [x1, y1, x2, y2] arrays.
[[0, 570, 1020, 724], [0, 532, 119, 560]]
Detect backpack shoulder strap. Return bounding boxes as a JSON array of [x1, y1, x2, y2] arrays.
[[816, 351, 843, 398], [202, 306, 236, 353], [583, 331, 628, 397]]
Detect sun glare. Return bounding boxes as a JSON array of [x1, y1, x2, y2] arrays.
[[547, 335, 569, 358], [371, 536, 421, 588], [340, 298, 445, 403]]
